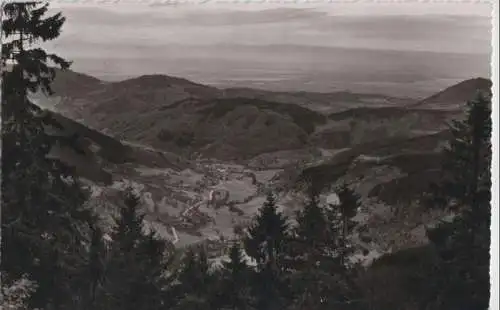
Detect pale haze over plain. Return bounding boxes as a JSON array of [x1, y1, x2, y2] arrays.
[[45, 1, 493, 98]]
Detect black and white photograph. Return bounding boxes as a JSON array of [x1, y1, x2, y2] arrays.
[[0, 0, 497, 309]]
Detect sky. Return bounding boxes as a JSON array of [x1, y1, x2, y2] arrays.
[[40, 0, 494, 97]]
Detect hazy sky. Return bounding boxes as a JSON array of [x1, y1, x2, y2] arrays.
[[41, 1, 493, 97]]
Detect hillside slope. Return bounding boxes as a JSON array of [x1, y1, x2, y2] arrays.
[[44, 71, 491, 164], [46, 72, 330, 160], [410, 77, 492, 110], [36, 72, 491, 261], [44, 110, 190, 184]]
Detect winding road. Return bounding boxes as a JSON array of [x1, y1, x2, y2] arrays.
[[181, 190, 214, 217]]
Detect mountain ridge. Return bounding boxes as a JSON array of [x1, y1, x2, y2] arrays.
[[37, 70, 491, 262], [44, 70, 491, 162], [410, 77, 492, 109]]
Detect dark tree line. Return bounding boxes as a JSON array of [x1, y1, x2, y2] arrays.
[[1, 2, 492, 310], [423, 90, 492, 310]]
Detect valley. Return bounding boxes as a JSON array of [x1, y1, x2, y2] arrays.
[[37, 70, 491, 266]]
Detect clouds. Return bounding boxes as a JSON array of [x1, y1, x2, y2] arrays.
[[56, 6, 327, 28], [40, 2, 492, 95], [291, 14, 491, 54], [49, 6, 491, 54], [50, 0, 493, 16], [162, 8, 329, 26]]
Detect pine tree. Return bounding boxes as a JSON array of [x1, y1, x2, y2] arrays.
[[244, 192, 290, 269], [294, 193, 333, 261], [1, 2, 70, 96], [290, 192, 333, 310], [136, 230, 173, 310], [218, 243, 254, 310], [425, 91, 491, 309], [1, 3, 96, 309], [97, 189, 171, 310], [427, 91, 491, 211], [243, 192, 291, 310], [289, 187, 362, 310], [335, 184, 360, 267], [86, 223, 107, 309], [172, 246, 215, 310]]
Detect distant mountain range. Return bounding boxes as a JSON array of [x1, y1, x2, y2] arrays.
[[35, 70, 491, 192], [67, 42, 490, 98], [36, 70, 491, 162], [33, 69, 491, 255]]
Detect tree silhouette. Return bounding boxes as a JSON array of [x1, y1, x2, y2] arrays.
[[335, 184, 360, 267], [217, 243, 254, 310], [243, 192, 291, 310], [425, 91, 491, 309], [1, 3, 95, 309], [172, 246, 216, 310], [289, 188, 363, 310], [96, 189, 172, 310]]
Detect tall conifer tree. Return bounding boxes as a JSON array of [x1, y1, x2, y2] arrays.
[[335, 184, 360, 267], [97, 189, 171, 310], [426, 91, 492, 309], [243, 192, 291, 310], [218, 243, 254, 310], [172, 246, 215, 310], [1, 3, 95, 309]]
